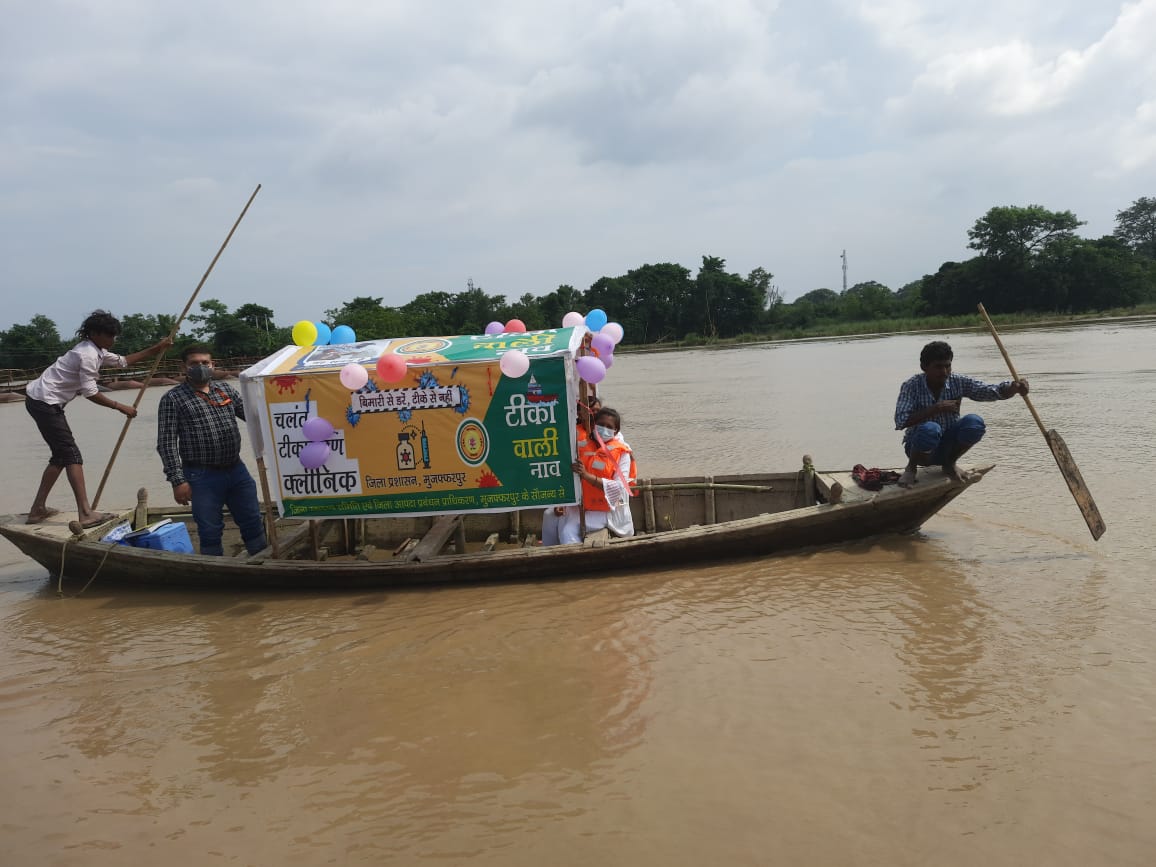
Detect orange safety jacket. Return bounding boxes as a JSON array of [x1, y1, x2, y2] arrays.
[[577, 435, 636, 512]]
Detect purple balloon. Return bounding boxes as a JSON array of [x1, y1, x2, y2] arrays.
[[485, 321, 504, 335], [302, 416, 335, 442], [300, 440, 330, 469], [591, 332, 615, 356], [576, 355, 606, 384], [601, 352, 614, 369]]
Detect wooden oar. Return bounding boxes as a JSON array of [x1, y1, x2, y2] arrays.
[[92, 184, 262, 509], [977, 303, 1106, 540]]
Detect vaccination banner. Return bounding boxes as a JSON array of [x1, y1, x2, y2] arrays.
[[240, 330, 583, 519]]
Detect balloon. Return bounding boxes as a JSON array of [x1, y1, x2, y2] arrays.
[[601, 352, 614, 369], [576, 355, 606, 384], [499, 349, 530, 378], [292, 320, 318, 347], [339, 363, 369, 390], [302, 416, 335, 442], [376, 353, 408, 382], [591, 332, 615, 357], [601, 322, 624, 344], [585, 308, 608, 331], [300, 441, 331, 470], [330, 324, 356, 344], [313, 322, 332, 346], [485, 321, 504, 336], [562, 311, 585, 328], [505, 319, 527, 334]]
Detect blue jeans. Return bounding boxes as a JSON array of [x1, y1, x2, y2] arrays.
[[905, 414, 986, 466], [186, 462, 267, 556]]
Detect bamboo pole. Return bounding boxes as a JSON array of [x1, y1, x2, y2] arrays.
[[255, 456, 282, 558], [92, 184, 262, 508]]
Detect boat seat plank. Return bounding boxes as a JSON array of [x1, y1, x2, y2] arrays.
[[406, 515, 464, 562], [245, 521, 313, 562]]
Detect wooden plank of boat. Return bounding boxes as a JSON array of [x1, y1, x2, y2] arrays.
[[405, 515, 465, 561]]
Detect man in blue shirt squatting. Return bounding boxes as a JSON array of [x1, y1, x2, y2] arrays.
[[156, 345, 268, 556], [894, 340, 1029, 488]]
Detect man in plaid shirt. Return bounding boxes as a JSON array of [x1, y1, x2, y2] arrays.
[[157, 345, 267, 556], [894, 340, 1029, 487]]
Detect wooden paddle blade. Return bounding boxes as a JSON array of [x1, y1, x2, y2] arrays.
[[1045, 429, 1106, 540]]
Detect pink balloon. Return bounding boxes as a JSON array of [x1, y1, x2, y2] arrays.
[[505, 319, 527, 334], [499, 349, 530, 378], [562, 311, 585, 328], [302, 416, 334, 442], [339, 363, 369, 391], [576, 355, 606, 384], [300, 441, 330, 469], [485, 321, 504, 335], [591, 332, 615, 357], [601, 322, 624, 344], [376, 353, 407, 383]]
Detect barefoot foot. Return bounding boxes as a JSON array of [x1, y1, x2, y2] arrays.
[[944, 465, 981, 484], [898, 469, 917, 488]]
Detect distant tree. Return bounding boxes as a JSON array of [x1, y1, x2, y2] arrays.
[[325, 296, 406, 340], [690, 255, 765, 338], [618, 263, 692, 344], [794, 288, 841, 319], [400, 292, 455, 336], [747, 266, 780, 312], [0, 314, 64, 368], [186, 299, 267, 357], [118, 312, 177, 353], [893, 279, 926, 317], [967, 205, 1084, 262], [1114, 196, 1156, 260], [839, 281, 894, 320], [1037, 236, 1149, 311], [538, 284, 585, 329]]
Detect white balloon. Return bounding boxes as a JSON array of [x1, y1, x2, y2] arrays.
[[499, 349, 530, 377]]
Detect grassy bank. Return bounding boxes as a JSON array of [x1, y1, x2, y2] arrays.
[[628, 304, 1156, 352]]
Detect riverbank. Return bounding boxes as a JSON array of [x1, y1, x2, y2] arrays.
[[618, 304, 1156, 353]]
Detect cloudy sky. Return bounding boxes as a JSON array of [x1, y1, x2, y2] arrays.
[[2, 0, 1154, 333]]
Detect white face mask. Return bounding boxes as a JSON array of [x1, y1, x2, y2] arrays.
[[595, 425, 616, 441]]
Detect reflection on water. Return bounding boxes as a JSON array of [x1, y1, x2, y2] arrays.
[[1, 320, 1155, 864]]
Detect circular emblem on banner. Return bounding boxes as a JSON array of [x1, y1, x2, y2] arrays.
[[396, 338, 451, 355], [456, 419, 489, 466]]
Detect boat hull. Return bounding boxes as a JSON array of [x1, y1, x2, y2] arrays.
[[0, 467, 988, 591]]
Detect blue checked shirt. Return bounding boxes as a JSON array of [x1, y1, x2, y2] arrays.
[[894, 373, 1010, 447], [157, 381, 247, 486]]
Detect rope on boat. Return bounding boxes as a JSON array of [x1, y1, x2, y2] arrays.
[[55, 536, 116, 598]]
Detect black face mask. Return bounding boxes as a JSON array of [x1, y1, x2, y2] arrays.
[[186, 363, 213, 386]]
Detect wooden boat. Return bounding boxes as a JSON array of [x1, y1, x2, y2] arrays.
[[0, 462, 991, 591]]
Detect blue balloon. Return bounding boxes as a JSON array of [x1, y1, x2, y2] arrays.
[[314, 322, 332, 345], [330, 324, 356, 344], [585, 308, 608, 331]]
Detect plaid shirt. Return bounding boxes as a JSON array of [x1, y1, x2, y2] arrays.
[[894, 372, 1009, 446], [157, 381, 247, 486]]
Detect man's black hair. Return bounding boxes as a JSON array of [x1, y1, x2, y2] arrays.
[[181, 344, 214, 363], [76, 310, 121, 341], [920, 340, 954, 368]]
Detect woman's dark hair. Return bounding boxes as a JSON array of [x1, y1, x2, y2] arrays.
[[594, 407, 621, 431], [76, 310, 121, 341], [920, 340, 953, 367]]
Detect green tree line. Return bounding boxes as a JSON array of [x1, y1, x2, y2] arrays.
[[3, 197, 1154, 368]]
